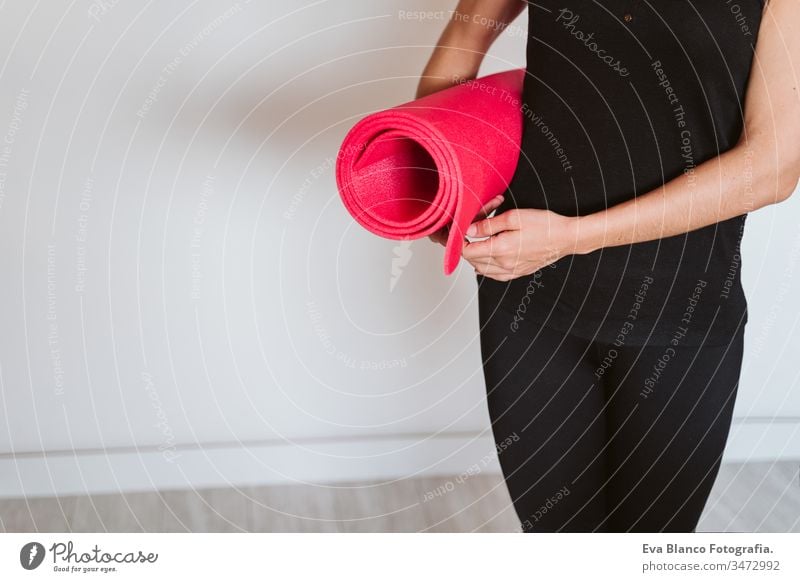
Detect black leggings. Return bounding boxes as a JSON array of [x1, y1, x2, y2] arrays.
[[478, 297, 746, 533]]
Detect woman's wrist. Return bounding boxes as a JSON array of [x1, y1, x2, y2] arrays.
[[570, 212, 605, 256], [417, 53, 481, 99]]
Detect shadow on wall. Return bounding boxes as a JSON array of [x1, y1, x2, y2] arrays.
[[213, 0, 464, 148]]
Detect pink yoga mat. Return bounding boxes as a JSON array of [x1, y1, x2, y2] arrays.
[[336, 69, 525, 275]]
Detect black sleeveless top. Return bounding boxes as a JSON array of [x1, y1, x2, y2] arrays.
[[478, 0, 765, 346]]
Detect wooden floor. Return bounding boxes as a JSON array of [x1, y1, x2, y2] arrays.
[[1, 461, 798, 532]]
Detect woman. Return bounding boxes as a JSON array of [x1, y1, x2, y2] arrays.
[[419, 0, 799, 532]]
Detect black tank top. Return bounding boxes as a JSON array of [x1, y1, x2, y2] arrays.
[[478, 0, 765, 346]]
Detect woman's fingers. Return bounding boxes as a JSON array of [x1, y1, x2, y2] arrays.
[[470, 259, 513, 279], [462, 238, 499, 262], [428, 194, 505, 247], [475, 194, 505, 221], [466, 209, 520, 238]]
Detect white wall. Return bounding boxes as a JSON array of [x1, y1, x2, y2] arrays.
[[0, 0, 798, 498]]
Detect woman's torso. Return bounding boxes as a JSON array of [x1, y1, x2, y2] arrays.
[[479, 0, 765, 346]]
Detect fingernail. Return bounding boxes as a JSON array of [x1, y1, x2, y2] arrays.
[[466, 224, 476, 236]]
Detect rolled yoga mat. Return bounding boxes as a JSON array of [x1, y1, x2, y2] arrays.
[[335, 69, 525, 275]]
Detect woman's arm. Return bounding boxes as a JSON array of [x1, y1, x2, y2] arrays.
[[463, 0, 800, 280], [573, 0, 800, 254], [416, 0, 527, 99], [419, 0, 526, 245]]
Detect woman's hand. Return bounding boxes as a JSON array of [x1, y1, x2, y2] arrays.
[[427, 194, 506, 247], [461, 208, 586, 281]]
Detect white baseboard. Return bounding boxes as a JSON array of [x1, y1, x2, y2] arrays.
[[1, 420, 798, 499], [0, 432, 500, 499]]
